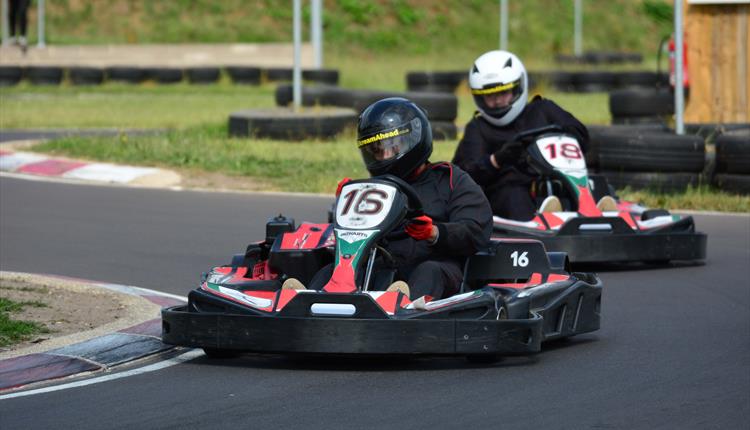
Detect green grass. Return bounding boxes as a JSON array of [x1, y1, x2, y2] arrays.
[[0, 81, 276, 129], [30, 1, 673, 63], [0, 297, 49, 348], [29, 125, 750, 212]]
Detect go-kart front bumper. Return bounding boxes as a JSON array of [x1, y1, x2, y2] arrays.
[[161, 305, 544, 356]]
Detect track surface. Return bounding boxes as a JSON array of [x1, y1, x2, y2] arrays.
[[1, 177, 748, 429]]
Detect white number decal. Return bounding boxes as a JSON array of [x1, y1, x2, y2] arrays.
[[510, 251, 529, 267]]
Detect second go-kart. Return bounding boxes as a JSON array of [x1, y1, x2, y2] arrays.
[[492, 125, 707, 264], [162, 175, 602, 360]]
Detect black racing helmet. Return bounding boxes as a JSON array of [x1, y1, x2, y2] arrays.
[[357, 97, 433, 178]]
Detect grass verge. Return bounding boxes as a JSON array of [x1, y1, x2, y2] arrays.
[[0, 297, 50, 348], [29, 125, 750, 212]]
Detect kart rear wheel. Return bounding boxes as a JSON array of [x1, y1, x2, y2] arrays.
[[203, 348, 241, 359]]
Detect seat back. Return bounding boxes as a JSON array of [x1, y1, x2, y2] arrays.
[[461, 239, 554, 291]]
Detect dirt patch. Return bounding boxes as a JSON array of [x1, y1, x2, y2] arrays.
[[0, 272, 161, 360]]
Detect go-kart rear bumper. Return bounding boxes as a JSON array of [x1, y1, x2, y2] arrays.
[[494, 216, 707, 263], [161, 305, 544, 356], [546, 231, 706, 263]]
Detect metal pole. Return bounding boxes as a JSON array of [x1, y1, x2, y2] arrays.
[[292, 0, 302, 111], [499, 0, 508, 50], [674, 0, 684, 135], [574, 0, 582, 57], [37, 0, 46, 48], [1, 0, 9, 46], [311, 0, 323, 69]]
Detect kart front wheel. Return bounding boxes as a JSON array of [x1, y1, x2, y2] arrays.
[[203, 348, 241, 359]]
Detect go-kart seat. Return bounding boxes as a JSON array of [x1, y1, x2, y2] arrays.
[[460, 239, 569, 292]]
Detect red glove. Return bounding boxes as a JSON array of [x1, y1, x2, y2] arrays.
[[405, 215, 434, 241], [335, 177, 352, 196]]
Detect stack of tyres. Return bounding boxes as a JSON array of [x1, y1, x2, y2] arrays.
[[609, 89, 674, 125], [596, 129, 706, 192], [274, 85, 459, 140], [713, 130, 750, 194]]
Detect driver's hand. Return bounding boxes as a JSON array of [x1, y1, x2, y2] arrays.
[[335, 177, 352, 196], [405, 215, 436, 241], [492, 140, 523, 168]]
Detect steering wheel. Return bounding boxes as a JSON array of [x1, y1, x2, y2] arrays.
[[373, 174, 424, 242], [511, 124, 564, 145]]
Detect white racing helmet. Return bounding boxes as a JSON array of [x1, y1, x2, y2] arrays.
[[469, 50, 528, 126]]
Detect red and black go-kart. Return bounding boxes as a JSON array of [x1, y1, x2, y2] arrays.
[[492, 125, 707, 264], [162, 175, 602, 360]]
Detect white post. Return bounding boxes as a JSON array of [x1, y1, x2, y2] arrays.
[[37, 0, 45, 47], [499, 0, 508, 50], [311, 0, 323, 69], [292, 0, 302, 111], [574, 0, 582, 57], [674, 0, 684, 135], [1, 0, 8, 45]]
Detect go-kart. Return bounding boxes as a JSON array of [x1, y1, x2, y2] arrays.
[[162, 175, 602, 360], [492, 125, 707, 264]]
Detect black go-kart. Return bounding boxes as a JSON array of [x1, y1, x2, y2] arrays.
[[491, 125, 707, 264], [162, 175, 602, 361]]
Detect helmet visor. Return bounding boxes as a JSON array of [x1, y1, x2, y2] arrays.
[[471, 78, 524, 119], [358, 117, 423, 167]]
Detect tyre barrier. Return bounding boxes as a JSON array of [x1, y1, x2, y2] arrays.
[[106, 66, 146, 84], [713, 130, 750, 194], [187, 67, 221, 84], [148, 67, 184, 84], [265, 68, 340, 85], [0, 65, 23, 86], [0, 65, 339, 86], [69, 67, 105, 85], [586, 126, 709, 193], [226, 66, 261, 85], [406, 71, 465, 93], [228, 107, 357, 140], [555, 51, 643, 65], [431, 121, 458, 140], [609, 88, 674, 125], [408, 69, 669, 94], [274, 85, 458, 139], [26, 66, 64, 85]]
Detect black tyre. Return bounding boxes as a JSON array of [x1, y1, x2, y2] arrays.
[[712, 173, 750, 195], [348, 90, 457, 121], [547, 71, 576, 92], [615, 71, 659, 89], [716, 133, 750, 174], [265, 67, 292, 81], [611, 115, 669, 126], [228, 107, 357, 140], [598, 132, 705, 172], [187, 67, 220, 84], [106, 66, 146, 83], [601, 170, 703, 192], [203, 348, 241, 359], [26, 66, 63, 85], [302, 69, 339, 85], [68, 67, 105, 85], [572, 71, 617, 93], [0, 66, 22, 86], [226, 66, 261, 85], [431, 121, 457, 140], [609, 89, 674, 117], [148, 67, 184, 84]]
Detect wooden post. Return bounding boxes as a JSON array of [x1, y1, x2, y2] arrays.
[[684, 1, 749, 123]]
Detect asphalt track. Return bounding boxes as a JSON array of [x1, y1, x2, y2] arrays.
[[1, 176, 748, 429]]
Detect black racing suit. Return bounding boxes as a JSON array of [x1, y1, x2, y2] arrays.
[[311, 162, 492, 300], [452, 96, 589, 220]]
